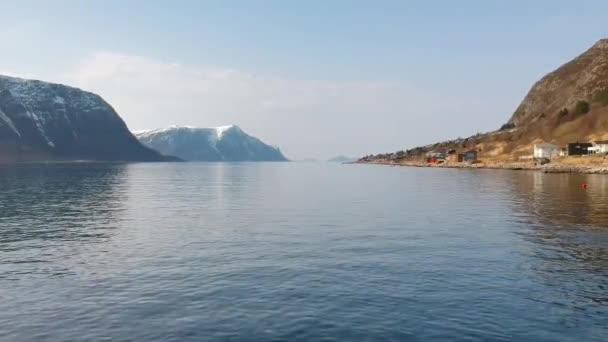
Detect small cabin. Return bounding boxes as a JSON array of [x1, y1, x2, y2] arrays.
[[567, 142, 593, 156], [463, 150, 478, 162], [589, 140, 608, 154], [533, 143, 560, 159]]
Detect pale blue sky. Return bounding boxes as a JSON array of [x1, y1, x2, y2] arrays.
[[1, 1, 607, 159]]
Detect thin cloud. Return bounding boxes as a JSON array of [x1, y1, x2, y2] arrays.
[[5, 51, 482, 159], [60, 51, 447, 158]]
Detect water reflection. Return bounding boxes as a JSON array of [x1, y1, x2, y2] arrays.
[[505, 172, 608, 314], [0, 163, 128, 278], [0, 164, 605, 341], [509, 172, 608, 226]]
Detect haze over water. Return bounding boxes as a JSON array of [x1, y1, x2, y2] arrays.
[[0, 163, 606, 341]]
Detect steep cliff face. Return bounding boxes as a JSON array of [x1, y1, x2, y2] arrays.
[[509, 39, 608, 127], [136, 125, 288, 162], [0, 76, 173, 162]]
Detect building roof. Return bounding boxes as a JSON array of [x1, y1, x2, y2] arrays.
[[534, 143, 559, 148], [594, 140, 608, 145]]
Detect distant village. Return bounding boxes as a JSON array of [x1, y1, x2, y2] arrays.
[[528, 141, 608, 160], [423, 141, 608, 165], [359, 140, 608, 165]]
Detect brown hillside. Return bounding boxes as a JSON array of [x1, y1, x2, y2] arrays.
[[361, 39, 608, 163], [510, 39, 608, 127]]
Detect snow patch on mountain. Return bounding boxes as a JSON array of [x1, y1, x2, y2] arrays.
[[23, 106, 55, 148], [215, 124, 235, 139], [0, 108, 21, 137], [0, 75, 108, 113], [53, 96, 65, 105], [0, 74, 171, 161], [135, 124, 287, 162]]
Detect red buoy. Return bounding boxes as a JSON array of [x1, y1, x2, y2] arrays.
[[582, 183, 588, 190]]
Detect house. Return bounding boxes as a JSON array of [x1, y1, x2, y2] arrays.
[[567, 142, 593, 156], [588, 140, 608, 154], [463, 150, 478, 162], [452, 150, 478, 163], [533, 143, 560, 159], [426, 151, 446, 164]]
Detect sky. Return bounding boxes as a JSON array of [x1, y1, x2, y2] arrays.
[[1, 1, 608, 160]]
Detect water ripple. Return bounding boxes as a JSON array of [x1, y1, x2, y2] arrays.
[[0, 163, 606, 341]]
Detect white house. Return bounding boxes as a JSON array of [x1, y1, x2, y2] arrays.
[[589, 140, 608, 154], [533, 143, 561, 159]]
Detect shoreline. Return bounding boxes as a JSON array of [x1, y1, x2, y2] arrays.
[[355, 160, 608, 174]]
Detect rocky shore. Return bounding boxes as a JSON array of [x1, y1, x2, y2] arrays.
[[539, 163, 608, 174], [356, 159, 608, 174]]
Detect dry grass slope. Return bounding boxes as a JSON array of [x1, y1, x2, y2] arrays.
[[361, 39, 608, 164]]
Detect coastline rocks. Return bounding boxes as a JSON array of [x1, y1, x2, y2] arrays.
[[359, 159, 608, 175], [541, 164, 608, 174]]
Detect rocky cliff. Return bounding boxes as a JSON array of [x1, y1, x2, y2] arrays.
[[0, 76, 174, 163]]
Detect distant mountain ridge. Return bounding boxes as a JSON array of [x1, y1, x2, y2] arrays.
[[360, 38, 608, 162], [328, 155, 357, 163], [0, 75, 173, 163], [135, 125, 288, 161]]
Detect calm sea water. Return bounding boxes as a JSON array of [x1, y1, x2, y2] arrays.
[[0, 162, 606, 341]]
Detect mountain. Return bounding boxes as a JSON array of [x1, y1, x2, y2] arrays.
[[509, 39, 608, 127], [360, 38, 608, 162], [0, 75, 175, 163], [135, 125, 288, 161], [328, 155, 357, 163]]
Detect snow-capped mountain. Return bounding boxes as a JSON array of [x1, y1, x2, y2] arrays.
[[135, 125, 288, 161], [0, 75, 174, 162]]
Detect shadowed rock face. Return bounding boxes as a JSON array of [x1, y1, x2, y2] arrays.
[[0, 75, 173, 162], [136, 125, 288, 162]]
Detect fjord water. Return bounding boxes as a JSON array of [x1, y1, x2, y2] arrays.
[[0, 163, 606, 341]]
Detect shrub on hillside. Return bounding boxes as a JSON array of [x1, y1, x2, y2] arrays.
[[595, 89, 608, 106], [574, 100, 590, 115], [558, 108, 569, 118], [499, 122, 515, 131]]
